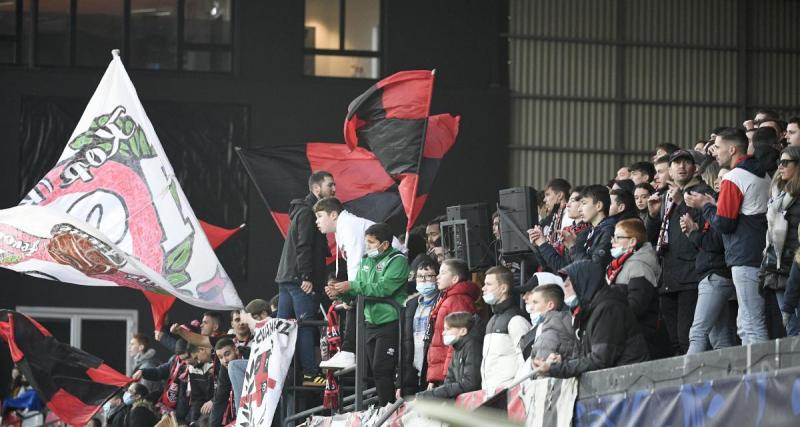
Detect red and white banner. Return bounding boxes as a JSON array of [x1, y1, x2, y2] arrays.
[[236, 318, 297, 427], [0, 52, 242, 310]]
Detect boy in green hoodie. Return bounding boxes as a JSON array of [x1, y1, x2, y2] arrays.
[[325, 222, 409, 405]]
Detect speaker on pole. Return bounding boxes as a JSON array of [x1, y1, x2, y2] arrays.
[[441, 203, 490, 271], [498, 187, 538, 255]]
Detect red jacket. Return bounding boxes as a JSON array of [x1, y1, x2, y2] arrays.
[[426, 280, 480, 383]]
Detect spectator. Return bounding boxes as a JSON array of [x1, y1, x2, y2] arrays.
[[534, 260, 649, 378], [686, 127, 771, 345], [607, 219, 671, 359], [325, 223, 409, 406], [132, 339, 190, 424], [274, 171, 335, 386], [416, 312, 483, 400], [615, 167, 630, 181], [425, 258, 480, 386], [645, 149, 712, 355], [210, 338, 242, 427], [608, 189, 639, 222], [634, 183, 655, 222], [752, 127, 781, 178], [426, 215, 445, 251], [786, 117, 800, 147], [652, 142, 680, 163], [681, 176, 737, 354], [185, 344, 215, 424], [700, 159, 722, 197], [516, 279, 577, 381], [540, 178, 573, 242], [229, 310, 252, 358], [612, 179, 635, 194], [653, 155, 671, 191], [398, 257, 440, 396], [480, 266, 531, 395], [129, 334, 162, 394], [762, 146, 800, 336], [114, 383, 158, 427], [629, 161, 656, 185]]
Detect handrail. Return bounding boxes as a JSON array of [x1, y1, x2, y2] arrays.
[[354, 294, 405, 411], [282, 388, 377, 426]]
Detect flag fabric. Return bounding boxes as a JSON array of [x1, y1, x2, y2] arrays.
[[235, 318, 297, 427], [142, 220, 245, 331], [344, 70, 459, 231], [236, 143, 404, 237], [0, 52, 242, 310], [0, 310, 132, 426]]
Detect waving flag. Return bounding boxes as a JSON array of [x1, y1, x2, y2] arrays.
[[344, 70, 459, 231], [0, 51, 242, 310], [0, 310, 132, 426], [236, 143, 404, 237]]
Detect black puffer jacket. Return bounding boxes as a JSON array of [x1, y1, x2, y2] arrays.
[[274, 193, 329, 288], [419, 316, 484, 399], [645, 178, 714, 293], [762, 191, 800, 290], [549, 260, 649, 378]]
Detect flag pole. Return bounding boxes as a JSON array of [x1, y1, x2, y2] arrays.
[[111, 49, 120, 58], [405, 69, 436, 241]]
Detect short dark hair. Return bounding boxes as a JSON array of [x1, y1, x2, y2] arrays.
[[444, 311, 477, 329], [187, 344, 207, 355], [132, 333, 150, 350], [788, 117, 800, 126], [175, 338, 188, 355], [580, 185, 611, 216], [230, 310, 241, 321], [245, 299, 270, 316], [635, 182, 655, 194], [570, 185, 586, 198], [610, 189, 636, 215], [415, 256, 439, 274], [717, 127, 749, 154], [655, 142, 680, 154], [545, 178, 571, 197], [203, 312, 224, 329], [753, 126, 779, 147], [214, 337, 236, 351], [485, 265, 514, 289], [427, 215, 446, 227], [130, 382, 149, 398], [441, 258, 469, 281], [613, 179, 635, 194], [654, 155, 670, 165], [313, 197, 343, 214], [365, 222, 393, 244], [628, 161, 656, 180], [308, 171, 333, 191], [755, 109, 780, 122], [532, 284, 564, 309]]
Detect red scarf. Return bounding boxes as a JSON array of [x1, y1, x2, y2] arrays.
[[322, 305, 342, 409], [605, 250, 634, 285]]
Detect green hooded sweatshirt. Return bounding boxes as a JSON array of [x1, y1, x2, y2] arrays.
[[342, 247, 409, 325]]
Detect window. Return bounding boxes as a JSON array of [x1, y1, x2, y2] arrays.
[[304, 0, 381, 79], [0, 0, 234, 72], [16, 306, 139, 375]]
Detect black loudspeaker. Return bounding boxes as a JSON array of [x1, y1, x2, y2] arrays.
[[498, 187, 538, 255], [441, 203, 490, 271]]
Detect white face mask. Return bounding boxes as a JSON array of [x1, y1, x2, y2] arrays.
[[564, 294, 578, 308], [366, 247, 381, 258], [442, 334, 458, 346], [482, 292, 499, 305], [529, 311, 545, 325], [122, 391, 134, 405], [611, 246, 627, 259]]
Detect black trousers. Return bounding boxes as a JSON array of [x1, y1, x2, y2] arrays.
[[341, 307, 356, 353], [660, 289, 699, 355], [365, 320, 399, 406]]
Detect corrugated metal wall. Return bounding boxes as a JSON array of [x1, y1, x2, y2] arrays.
[[509, 0, 800, 188]]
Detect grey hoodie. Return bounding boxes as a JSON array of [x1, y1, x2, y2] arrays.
[[133, 348, 162, 393]]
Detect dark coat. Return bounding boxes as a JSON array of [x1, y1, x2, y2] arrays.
[[125, 401, 159, 427], [689, 217, 731, 280], [399, 293, 437, 393], [645, 178, 714, 293], [418, 318, 484, 399], [210, 364, 233, 427], [275, 193, 329, 288], [549, 260, 649, 378], [762, 192, 800, 290]]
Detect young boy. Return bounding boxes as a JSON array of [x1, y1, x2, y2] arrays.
[[325, 223, 409, 406], [399, 257, 440, 395], [416, 312, 483, 399]]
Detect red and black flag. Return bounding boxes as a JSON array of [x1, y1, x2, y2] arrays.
[[0, 310, 132, 426], [235, 143, 405, 236], [344, 70, 460, 231]]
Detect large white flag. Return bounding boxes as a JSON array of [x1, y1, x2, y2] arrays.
[[0, 51, 242, 310]]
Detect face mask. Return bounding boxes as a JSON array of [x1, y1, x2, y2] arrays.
[[102, 401, 112, 414], [611, 246, 627, 259], [442, 334, 458, 346], [416, 282, 437, 297], [366, 247, 381, 258], [564, 294, 578, 309], [482, 292, 499, 305], [122, 391, 134, 405], [529, 310, 545, 325]]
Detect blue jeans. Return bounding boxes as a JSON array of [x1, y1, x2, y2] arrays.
[[731, 266, 769, 345], [277, 281, 319, 376], [775, 290, 799, 336], [228, 359, 248, 410], [687, 274, 736, 354]]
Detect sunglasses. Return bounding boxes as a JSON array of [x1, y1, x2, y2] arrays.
[[779, 159, 798, 167]]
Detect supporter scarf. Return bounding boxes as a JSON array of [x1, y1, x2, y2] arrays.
[[160, 356, 188, 410], [322, 305, 341, 409], [655, 193, 675, 256], [605, 249, 635, 285]]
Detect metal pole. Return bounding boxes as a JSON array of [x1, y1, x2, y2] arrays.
[[355, 295, 366, 411]]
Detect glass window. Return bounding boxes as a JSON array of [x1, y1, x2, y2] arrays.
[[130, 0, 178, 69], [37, 0, 69, 65], [184, 0, 231, 44], [82, 319, 128, 373], [76, 0, 123, 67], [183, 49, 230, 72], [304, 0, 381, 79]]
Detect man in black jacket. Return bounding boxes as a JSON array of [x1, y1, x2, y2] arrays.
[[210, 338, 243, 426], [645, 150, 713, 355], [275, 171, 335, 386], [534, 260, 649, 378]]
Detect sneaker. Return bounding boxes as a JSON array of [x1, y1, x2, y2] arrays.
[[319, 351, 356, 370], [303, 374, 326, 387]]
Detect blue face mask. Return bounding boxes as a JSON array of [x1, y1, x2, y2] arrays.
[[416, 281, 437, 297], [366, 247, 381, 258], [611, 246, 627, 259], [564, 294, 578, 309], [122, 391, 134, 405], [527, 306, 545, 325], [482, 292, 499, 305]]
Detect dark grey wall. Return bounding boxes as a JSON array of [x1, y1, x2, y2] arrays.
[[0, 0, 508, 393]]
